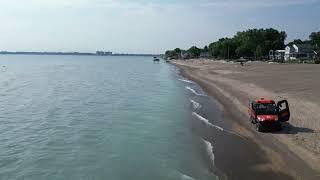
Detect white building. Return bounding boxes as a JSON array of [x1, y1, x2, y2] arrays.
[[269, 50, 285, 62], [284, 44, 316, 61]]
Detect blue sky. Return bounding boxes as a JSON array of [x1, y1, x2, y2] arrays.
[[0, 0, 319, 54]]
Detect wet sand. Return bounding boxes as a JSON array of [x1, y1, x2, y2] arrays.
[[173, 59, 320, 179]]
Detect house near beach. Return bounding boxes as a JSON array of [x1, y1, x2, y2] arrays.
[[269, 50, 285, 62], [315, 49, 320, 60], [270, 43, 317, 62], [180, 51, 190, 59], [284, 44, 317, 62], [200, 51, 210, 58]]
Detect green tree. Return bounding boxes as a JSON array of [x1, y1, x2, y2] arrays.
[[165, 50, 179, 59], [208, 38, 237, 59], [287, 39, 304, 46], [174, 48, 181, 54], [234, 28, 286, 59], [203, 46, 209, 52], [309, 31, 320, 47], [255, 45, 263, 60], [165, 28, 287, 61], [187, 46, 201, 58]]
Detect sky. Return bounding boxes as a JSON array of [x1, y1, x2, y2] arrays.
[[0, 0, 319, 54]]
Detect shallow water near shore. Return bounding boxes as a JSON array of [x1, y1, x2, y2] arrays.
[[0, 55, 221, 180]]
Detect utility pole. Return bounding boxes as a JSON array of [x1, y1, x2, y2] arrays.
[[227, 45, 230, 60]]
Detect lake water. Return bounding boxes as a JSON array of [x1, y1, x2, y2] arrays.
[[0, 55, 221, 180]]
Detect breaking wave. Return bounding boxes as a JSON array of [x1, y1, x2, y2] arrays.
[[178, 79, 194, 84], [192, 112, 224, 131], [190, 100, 202, 110], [203, 139, 215, 167], [179, 172, 196, 180], [185, 86, 206, 96], [171, 170, 196, 180]]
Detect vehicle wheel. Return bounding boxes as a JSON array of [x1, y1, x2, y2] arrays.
[[256, 123, 263, 132], [276, 124, 282, 131], [250, 117, 256, 124]]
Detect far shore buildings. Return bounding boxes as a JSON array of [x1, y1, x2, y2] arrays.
[[96, 51, 112, 56], [270, 44, 318, 62]]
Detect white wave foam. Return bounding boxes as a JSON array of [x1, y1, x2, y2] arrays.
[[180, 173, 195, 180], [178, 79, 194, 84], [192, 112, 224, 131], [186, 86, 206, 96], [203, 139, 215, 167], [171, 170, 196, 180], [190, 100, 202, 109]]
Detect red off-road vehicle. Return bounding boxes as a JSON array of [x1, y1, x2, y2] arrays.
[[248, 98, 290, 132]]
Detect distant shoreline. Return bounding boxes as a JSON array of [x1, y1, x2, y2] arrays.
[[0, 51, 160, 57]]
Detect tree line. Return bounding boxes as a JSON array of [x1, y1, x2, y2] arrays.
[[165, 28, 320, 60]]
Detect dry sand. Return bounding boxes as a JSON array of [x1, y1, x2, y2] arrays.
[[172, 59, 320, 179]]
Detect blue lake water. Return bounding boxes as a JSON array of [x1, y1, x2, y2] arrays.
[[0, 55, 219, 180]]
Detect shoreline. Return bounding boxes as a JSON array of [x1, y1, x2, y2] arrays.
[[172, 59, 320, 179]]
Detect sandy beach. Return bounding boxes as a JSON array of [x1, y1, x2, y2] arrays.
[[172, 59, 320, 179]]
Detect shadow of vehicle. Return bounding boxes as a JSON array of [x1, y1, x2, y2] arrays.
[[273, 123, 314, 134]]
